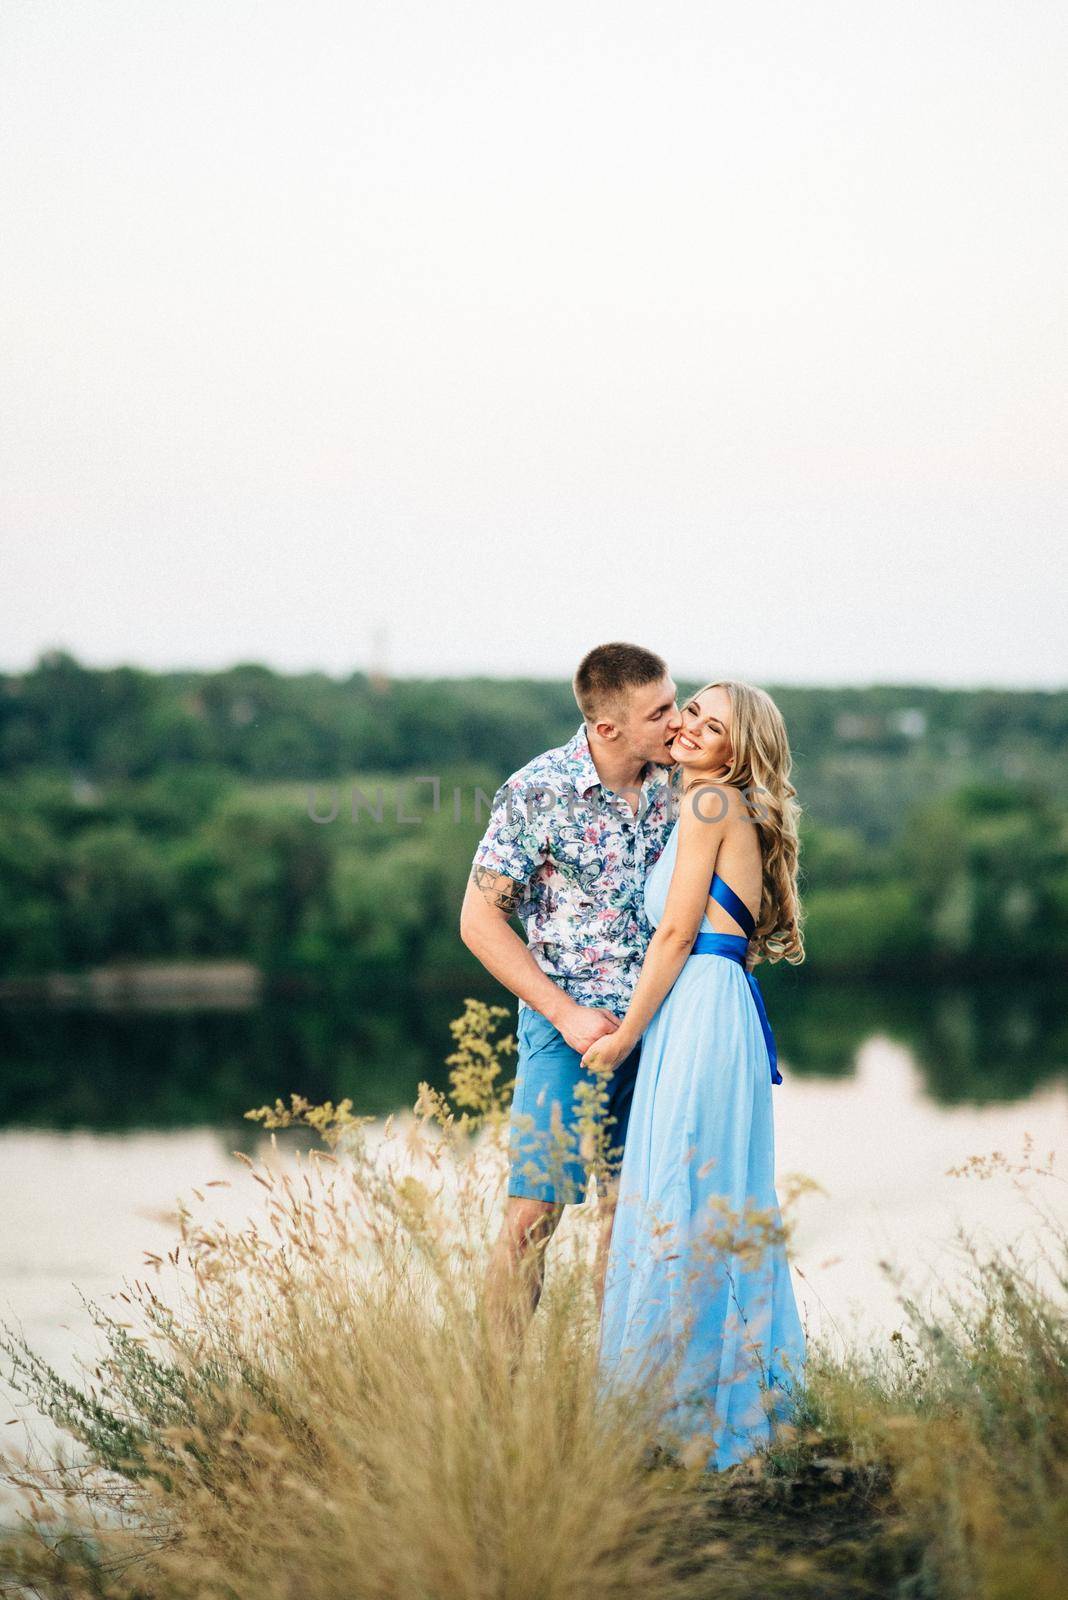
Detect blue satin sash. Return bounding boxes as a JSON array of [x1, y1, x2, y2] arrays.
[[708, 871, 756, 939], [691, 872, 782, 1085]]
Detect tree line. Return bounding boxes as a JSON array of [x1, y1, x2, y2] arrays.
[[1, 651, 1066, 984]]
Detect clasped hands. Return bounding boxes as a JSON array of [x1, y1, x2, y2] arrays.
[[551, 997, 635, 1073], [579, 1020, 635, 1075]]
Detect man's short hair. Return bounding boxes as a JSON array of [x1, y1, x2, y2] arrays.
[[573, 642, 669, 721]]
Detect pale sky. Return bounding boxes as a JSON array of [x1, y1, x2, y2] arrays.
[[1, 1, 1065, 688]]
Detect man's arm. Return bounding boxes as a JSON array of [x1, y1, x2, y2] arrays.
[[459, 866, 619, 1055]]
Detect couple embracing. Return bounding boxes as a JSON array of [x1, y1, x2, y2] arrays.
[[459, 642, 806, 1472]]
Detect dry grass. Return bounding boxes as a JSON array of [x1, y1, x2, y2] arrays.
[[0, 1004, 1064, 1600], [795, 1141, 1068, 1600]]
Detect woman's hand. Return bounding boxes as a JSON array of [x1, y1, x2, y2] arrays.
[[581, 1031, 633, 1075]]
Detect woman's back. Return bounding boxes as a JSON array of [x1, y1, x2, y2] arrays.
[[649, 783, 764, 938], [695, 783, 763, 936]]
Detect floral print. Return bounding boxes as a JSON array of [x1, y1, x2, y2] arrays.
[[471, 723, 676, 1015]]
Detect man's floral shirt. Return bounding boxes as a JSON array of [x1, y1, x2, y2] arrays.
[[471, 724, 677, 1015]]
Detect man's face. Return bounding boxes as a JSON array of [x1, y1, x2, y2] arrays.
[[613, 675, 683, 767]]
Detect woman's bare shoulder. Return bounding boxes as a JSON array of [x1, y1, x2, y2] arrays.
[[679, 775, 753, 823], [676, 777, 732, 861]]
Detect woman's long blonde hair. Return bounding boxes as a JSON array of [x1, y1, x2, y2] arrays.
[[691, 679, 805, 967]]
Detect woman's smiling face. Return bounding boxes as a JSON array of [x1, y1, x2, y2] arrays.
[[669, 685, 733, 774]]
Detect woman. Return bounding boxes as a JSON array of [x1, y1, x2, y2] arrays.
[[581, 679, 806, 1472]]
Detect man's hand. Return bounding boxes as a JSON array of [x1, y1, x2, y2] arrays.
[[550, 999, 620, 1056]]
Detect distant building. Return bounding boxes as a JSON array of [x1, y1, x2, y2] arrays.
[[891, 708, 927, 739]]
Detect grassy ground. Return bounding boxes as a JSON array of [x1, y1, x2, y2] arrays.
[[0, 1002, 1064, 1600]]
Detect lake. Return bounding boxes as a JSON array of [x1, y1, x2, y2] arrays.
[[2, 977, 1066, 1489]]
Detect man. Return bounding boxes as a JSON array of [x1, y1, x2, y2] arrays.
[[459, 642, 681, 1343]]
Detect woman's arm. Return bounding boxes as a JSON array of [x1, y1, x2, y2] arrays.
[[581, 789, 726, 1069]]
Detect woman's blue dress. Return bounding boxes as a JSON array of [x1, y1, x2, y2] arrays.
[[598, 818, 807, 1471]]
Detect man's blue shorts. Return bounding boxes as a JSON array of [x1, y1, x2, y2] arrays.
[[507, 1004, 643, 1205]]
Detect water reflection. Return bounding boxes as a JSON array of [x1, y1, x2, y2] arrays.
[[765, 973, 1068, 1103], [0, 977, 1064, 1133]]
